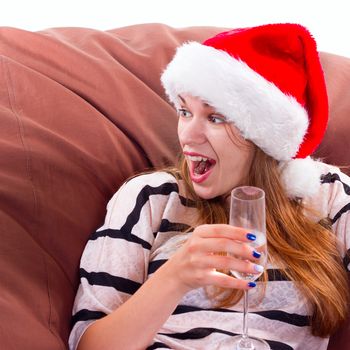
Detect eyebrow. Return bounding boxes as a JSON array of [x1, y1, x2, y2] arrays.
[[178, 94, 186, 104], [178, 94, 210, 107]]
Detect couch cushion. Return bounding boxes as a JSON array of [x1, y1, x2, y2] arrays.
[[315, 52, 350, 171], [0, 24, 349, 350], [0, 23, 223, 350]]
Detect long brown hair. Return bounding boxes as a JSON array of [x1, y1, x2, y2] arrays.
[[164, 146, 349, 337]]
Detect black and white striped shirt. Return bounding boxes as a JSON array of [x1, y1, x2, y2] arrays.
[[69, 166, 350, 350]]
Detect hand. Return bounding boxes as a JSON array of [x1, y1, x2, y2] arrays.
[[159, 224, 262, 295]]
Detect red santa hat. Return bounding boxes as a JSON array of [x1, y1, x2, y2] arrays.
[[161, 23, 329, 199]]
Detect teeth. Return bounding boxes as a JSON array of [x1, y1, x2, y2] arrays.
[[187, 155, 208, 162]]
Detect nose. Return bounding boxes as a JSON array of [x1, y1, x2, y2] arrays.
[[178, 115, 206, 146]]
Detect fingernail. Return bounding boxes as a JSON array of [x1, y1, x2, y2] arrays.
[[254, 264, 264, 273], [246, 233, 256, 241], [252, 250, 261, 259], [248, 282, 256, 288]]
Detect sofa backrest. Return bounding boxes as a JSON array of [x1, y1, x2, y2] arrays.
[[0, 24, 349, 350]]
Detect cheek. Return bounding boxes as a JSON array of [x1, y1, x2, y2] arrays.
[[222, 146, 253, 176], [177, 123, 184, 146]]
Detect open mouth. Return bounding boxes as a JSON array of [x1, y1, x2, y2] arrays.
[[186, 154, 216, 183]]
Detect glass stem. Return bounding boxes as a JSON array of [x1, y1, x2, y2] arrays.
[[239, 290, 253, 348]]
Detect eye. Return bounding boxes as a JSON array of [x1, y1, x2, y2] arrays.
[[208, 114, 226, 124], [177, 108, 192, 119]]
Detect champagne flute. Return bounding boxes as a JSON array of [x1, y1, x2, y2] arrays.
[[229, 186, 270, 350]]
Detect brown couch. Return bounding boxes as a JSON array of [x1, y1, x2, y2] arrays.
[[0, 23, 349, 350]]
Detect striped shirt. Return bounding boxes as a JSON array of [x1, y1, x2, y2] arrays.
[[69, 164, 350, 350]]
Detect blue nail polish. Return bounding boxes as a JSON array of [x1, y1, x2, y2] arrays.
[[246, 233, 256, 241], [248, 282, 256, 288], [252, 250, 261, 259]]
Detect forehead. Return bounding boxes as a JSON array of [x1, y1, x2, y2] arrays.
[[178, 94, 214, 110]]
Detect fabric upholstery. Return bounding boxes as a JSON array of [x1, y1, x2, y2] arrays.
[[0, 23, 349, 350]]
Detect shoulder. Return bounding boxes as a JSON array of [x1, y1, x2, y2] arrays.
[[106, 171, 179, 211], [306, 161, 350, 220], [118, 171, 179, 199], [103, 171, 182, 229], [319, 163, 350, 187], [125, 171, 178, 189], [318, 161, 350, 197]]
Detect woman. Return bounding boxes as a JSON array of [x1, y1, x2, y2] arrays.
[[69, 23, 350, 350]]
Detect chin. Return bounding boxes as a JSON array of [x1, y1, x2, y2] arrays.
[[193, 185, 222, 200]]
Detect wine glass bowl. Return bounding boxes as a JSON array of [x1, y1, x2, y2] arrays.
[[230, 235, 267, 282]]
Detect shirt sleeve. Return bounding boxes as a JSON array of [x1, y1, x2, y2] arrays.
[[321, 168, 350, 271], [68, 172, 176, 350]]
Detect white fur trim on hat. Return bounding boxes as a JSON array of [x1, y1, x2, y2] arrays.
[[161, 42, 309, 161], [279, 157, 323, 199]]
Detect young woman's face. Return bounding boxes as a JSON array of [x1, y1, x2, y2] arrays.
[[177, 94, 255, 200]]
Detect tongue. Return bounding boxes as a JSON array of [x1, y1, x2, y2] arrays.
[[195, 160, 208, 175]]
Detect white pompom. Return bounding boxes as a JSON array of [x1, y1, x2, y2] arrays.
[[279, 157, 323, 199]]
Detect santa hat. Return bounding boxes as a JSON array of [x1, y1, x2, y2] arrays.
[[161, 23, 328, 199]]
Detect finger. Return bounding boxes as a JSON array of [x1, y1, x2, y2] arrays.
[[206, 269, 257, 290], [197, 254, 264, 275], [193, 238, 261, 261], [195, 224, 257, 243]]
